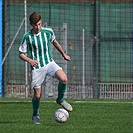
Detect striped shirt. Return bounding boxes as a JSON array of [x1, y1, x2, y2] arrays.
[[19, 27, 55, 70]]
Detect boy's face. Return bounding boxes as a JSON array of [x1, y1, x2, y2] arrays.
[[31, 19, 42, 34]]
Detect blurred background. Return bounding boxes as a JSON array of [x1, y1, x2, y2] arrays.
[[2, 0, 132, 99]]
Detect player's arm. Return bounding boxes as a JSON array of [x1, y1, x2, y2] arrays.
[[19, 36, 38, 67], [53, 39, 71, 61], [19, 53, 38, 67]]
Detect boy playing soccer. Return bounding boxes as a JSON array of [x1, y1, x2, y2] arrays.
[[19, 12, 73, 124]]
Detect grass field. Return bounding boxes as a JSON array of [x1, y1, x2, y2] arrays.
[[0, 98, 133, 133]]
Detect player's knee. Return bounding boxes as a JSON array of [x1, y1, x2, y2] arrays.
[[34, 93, 41, 100], [61, 77, 68, 84]]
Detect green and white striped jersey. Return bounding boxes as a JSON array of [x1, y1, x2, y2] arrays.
[[19, 27, 55, 70]]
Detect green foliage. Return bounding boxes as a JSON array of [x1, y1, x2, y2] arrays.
[[0, 98, 132, 133]]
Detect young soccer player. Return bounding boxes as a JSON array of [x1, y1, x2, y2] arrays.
[[19, 12, 73, 124]]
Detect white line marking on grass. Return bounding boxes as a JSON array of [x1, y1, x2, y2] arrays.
[[0, 100, 56, 103], [74, 101, 133, 104], [0, 100, 133, 104]]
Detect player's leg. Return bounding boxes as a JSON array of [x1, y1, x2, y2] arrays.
[[47, 61, 73, 111], [32, 88, 42, 116], [32, 88, 42, 124], [31, 67, 46, 124], [54, 69, 73, 112], [54, 69, 67, 102]]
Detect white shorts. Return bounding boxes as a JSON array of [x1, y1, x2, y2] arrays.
[[31, 61, 62, 89]]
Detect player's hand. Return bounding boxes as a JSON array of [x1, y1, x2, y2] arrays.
[[28, 59, 38, 67], [63, 54, 71, 61]]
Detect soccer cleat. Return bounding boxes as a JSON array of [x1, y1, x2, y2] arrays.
[[32, 115, 40, 124], [56, 100, 73, 112]]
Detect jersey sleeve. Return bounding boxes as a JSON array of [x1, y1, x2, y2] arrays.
[[50, 28, 56, 43], [19, 34, 27, 53]]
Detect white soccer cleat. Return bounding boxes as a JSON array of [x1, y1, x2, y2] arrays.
[[56, 100, 73, 112], [32, 115, 40, 124]]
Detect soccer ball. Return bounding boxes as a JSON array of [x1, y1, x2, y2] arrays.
[[54, 108, 69, 123]]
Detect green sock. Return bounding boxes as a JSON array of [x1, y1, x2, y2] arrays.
[[32, 98, 40, 116], [57, 82, 66, 102]]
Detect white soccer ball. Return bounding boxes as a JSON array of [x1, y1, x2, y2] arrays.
[[54, 108, 69, 123]]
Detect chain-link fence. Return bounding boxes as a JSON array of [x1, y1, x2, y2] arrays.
[[2, 0, 133, 99]]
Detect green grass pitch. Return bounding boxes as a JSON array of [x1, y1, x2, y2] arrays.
[[0, 98, 132, 133]]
